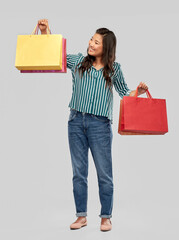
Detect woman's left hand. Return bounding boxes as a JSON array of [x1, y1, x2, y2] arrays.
[[138, 82, 148, 95]]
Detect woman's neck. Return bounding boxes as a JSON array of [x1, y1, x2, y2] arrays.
[[94, 56, 103, 65]]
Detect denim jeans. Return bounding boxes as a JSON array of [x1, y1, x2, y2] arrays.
[[68, 108, 113, 218]]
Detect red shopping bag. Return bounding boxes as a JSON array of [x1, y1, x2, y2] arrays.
[[20, 38, 67, 73], [118, 87, 168, 135]]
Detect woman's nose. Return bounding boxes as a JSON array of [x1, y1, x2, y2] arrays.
[[89, 41, 93, 47]]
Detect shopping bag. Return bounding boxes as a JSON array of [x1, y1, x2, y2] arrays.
[[118, 87, 168, 135], [15, 24, 63, 70], [20, 38, 67, 73]]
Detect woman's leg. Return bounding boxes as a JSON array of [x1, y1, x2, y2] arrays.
[[87, 115, 113, 219], [68, 110, 89, 217]]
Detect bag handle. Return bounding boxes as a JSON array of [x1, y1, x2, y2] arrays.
[[135, 86, 152, 98], [31, 23, 51, 35]]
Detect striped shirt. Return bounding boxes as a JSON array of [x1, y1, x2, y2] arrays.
[[67, 53, 131, 124]]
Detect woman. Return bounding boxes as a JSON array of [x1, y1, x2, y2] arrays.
[[38, 19, 148, 231]]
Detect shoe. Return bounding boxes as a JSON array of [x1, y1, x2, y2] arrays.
[[70, 217, 87, 230], [100, 218, 112, 231]]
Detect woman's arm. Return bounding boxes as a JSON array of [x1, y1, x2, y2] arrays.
[[113, 62, 148, 97], [113, 63, 132, 97], [37, 19, 82, 70]]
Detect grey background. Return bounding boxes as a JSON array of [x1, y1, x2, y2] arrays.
[[0, 0, 179, 239]]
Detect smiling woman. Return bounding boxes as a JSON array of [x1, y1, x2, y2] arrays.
[[88, 34, 104, 59], [76, 28, 118, 92], [37, 18, 148, 232]]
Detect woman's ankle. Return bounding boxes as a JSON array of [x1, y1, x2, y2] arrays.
[[77, 216, 86, 219]]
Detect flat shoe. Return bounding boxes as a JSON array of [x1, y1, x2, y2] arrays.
[[70, 220, 87, 230], [100, 219, 112, 231]]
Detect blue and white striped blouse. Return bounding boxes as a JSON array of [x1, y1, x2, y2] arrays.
[[67, 53, 131, 124]]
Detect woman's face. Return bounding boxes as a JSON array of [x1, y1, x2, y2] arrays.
[[88, 33, 103, 57]]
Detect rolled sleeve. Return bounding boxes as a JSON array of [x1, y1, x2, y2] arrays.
[[113, 62, 132, 98]]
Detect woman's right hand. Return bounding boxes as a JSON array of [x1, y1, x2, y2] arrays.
[[38, 19, 49, 34]]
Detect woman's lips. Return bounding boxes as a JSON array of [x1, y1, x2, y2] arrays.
[[89, 47, 95, 52]]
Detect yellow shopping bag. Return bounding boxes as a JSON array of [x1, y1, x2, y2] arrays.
[[15, 24, 63, 70]]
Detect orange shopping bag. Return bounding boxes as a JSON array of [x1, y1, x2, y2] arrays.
[[15, 24, 63, 70]]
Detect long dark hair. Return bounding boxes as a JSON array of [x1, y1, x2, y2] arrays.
[[75, 28, 117, 92]]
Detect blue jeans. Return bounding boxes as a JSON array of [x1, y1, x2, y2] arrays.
[[68, 109, 113, 218]]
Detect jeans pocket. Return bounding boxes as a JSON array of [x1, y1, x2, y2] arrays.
[[68, 109, 78, 122], [91, 114, 109, 123]]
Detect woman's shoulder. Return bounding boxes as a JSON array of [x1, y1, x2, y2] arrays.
[[75, 52, 84, 58], [78, 52, 85, 60], [67, 52, 84, 59], [69, 52, 85, 56], [113, 61, 121, 70], [75, 53, 85, 66]]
